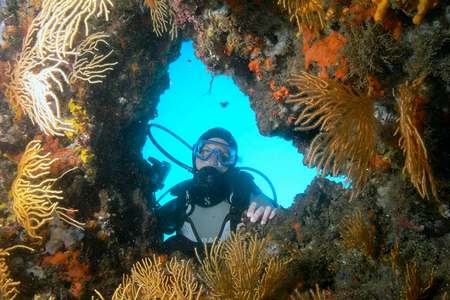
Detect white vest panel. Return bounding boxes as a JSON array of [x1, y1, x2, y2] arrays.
[[180, 201, 231, 243]]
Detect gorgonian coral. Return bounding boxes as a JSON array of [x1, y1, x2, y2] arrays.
[[4, 0, 115, 136], [94, 232, 289, 299], [94, 255, 202, 299], [339, 209, 376, 258], [0, 245, 34, 300], [290, 283, 330, 300], [286, 71, 378, 199], [10, 140, 84, 239], [69, 32, 118, 85], [394, 77, 438, 200], [143, 0, 178, 39], [277, 0, 326, 34], [403, 262, 434, 299], [197, 232, 289, 299]]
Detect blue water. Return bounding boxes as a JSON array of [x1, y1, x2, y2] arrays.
[[142, 41, 343, 208]]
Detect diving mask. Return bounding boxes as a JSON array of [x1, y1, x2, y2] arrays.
[[193, 139, 237, 167]]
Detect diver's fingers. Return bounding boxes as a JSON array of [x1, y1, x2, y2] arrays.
[[247, 202, 257, 218], [261, 206, 272, 225], [250, 206, 265, 223], [269, 208, 277, 220]]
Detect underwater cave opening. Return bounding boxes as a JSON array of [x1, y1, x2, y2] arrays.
[[141, 40, 344, 208]]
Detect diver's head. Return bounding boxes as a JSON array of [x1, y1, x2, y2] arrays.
[[191, 128, 237, 204], [192, 127, 237, 173]]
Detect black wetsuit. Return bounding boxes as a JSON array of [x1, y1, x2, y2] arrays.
[[157, 170, 272, 257]]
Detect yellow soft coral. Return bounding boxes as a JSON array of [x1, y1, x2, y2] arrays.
[[4, 0, 115, 136], [69, 33, 118, 85], [286, 71, 377, 199], [339, 209, 376, 258], [403, 262, 434, 299], [107, 255, 202, 299], [290, 283, 329, 300], [10, 140, 84, 239], [394, 77, 437, 200], [99, 232, 289, 299], [144, 0, 178, 39], [277, 0, 326, 34], [197, 232, 289, 299], [0, 245, 34, 300]]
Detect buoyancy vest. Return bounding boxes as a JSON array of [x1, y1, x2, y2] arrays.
[[179, 191, 233, 243], [158, 170, 258, 243]]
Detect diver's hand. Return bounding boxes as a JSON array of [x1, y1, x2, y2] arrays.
[[246, 202, 276, 225]]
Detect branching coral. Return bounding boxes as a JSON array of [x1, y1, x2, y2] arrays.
[[390, 241, 400, 274], [4, 50, 74, 136], [0, 245, 34, 300], [69, 32, 118, 84], [108, 276, 144, 299], [197, 232, 289, 299], [109, 255, 202, 299], [290, 283, 330, 300], [394, 77, 437, 199], [33, 0, 113, 59], [4, 0, 115, 136], [10, 140, 84, 239], [403, 262, 434, 300], [100, 232, 288, 299], [339, 209, 376, 258], [286, 71, 377, 199], [144, 0, 178, 39], [33, 296, 56, 300], [277, 0, 326, 34]]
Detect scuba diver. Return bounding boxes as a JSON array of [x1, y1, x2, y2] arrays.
[[155, 127, 278, 256]]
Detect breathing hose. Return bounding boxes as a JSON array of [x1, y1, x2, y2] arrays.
[[146, 123, 277, 204], [147, 123, 193, 173]]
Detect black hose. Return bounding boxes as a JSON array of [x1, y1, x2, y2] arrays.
[[147, 124, 278, 205], [147, 123, 193, 173]]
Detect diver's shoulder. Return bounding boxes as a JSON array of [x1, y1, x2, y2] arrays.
[[231, 169, 255, 183]]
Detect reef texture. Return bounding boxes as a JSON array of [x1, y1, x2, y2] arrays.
[[0, 0, 449, 299]]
